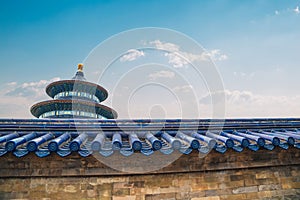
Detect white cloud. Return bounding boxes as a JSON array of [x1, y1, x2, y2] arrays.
[[225, 90, 254, 104], [199, 89, 300, 118], [120, 49, 145, 62], [200, 49, 228, 61], [148, 70, 175, 80], [116, 88, 300, 119], [0, 77, 60, 118], [5, 77, 60, 98], [273, 6, 300, 16], [294, 6, 299, 14], [226, 91, 300, 118], [6, 82, 17, 87], [233, 71, 255, 80], [149, 40, 228, 68], [173, 85, 193, 93], [0, 94, 36, 118], [150, 40, 180, 52], [164, 52, 189, 68]]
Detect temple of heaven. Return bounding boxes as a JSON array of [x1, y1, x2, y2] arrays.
[[30, 64, 118, 119]]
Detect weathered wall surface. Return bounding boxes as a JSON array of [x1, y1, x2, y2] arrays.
[[0, 148, 300, 199]]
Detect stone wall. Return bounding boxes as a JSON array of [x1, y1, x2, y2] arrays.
[[0, 148, 300, 199]]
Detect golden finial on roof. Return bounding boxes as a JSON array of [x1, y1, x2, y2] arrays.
[[77, 63, 84, 71]]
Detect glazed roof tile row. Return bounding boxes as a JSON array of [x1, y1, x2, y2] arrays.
[[0, 118, 300, 158]]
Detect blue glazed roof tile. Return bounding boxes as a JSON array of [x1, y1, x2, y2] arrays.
[[0, 119, 300, 158]]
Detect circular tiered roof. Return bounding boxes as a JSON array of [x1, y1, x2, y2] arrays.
[[30, 64, 118, 119], [46, 80, 108, 102]]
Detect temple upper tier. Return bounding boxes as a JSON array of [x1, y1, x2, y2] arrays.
[[30, 64, 118, 119]]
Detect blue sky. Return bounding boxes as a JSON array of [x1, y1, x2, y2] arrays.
[[1, 0, 300, 118]]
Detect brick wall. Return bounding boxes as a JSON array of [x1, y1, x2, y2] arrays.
[[0, 148, 300, 199]]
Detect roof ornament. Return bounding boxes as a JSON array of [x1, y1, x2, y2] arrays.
[[77, 63, 84, 72], [72, 63, 86, 81]]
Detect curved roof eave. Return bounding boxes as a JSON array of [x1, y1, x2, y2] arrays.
[[46, 80, 109, 102], [30, 99, 118, 119]]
